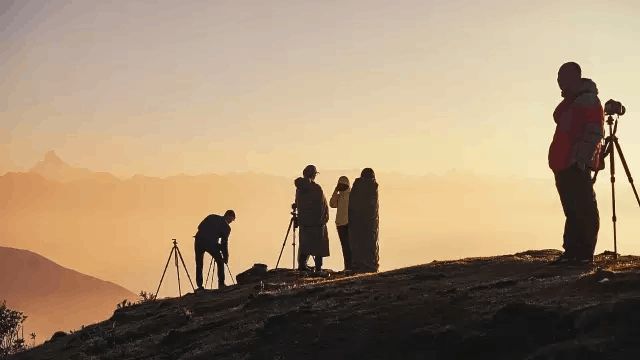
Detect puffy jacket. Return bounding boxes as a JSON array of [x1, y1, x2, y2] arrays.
[[294, 177, 329, 226], [329, 188, 350, 226], [548, 78, 604, 172]]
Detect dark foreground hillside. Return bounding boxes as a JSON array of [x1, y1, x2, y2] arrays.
[[13, 250, 640, 360]]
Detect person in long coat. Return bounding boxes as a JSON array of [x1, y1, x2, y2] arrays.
[[348, 168, 379, 272], [295, 165, 330, 271]]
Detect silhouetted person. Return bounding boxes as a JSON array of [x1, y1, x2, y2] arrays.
[[194, 210, 236, 290], [348, 168, 379, 272], [295, 165, 330, 272], [330, 176, 352, 270], [549, 62, 604, 265]]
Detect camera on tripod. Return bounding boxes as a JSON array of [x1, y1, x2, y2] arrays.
[[593, 97, 640, 259], [276, 203, 300, 269], [605, 99, 626, 116]]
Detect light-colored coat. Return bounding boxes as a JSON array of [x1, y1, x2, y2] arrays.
[[329, 189, 350, 226]]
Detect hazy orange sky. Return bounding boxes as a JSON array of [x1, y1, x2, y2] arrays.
[[2, 0, 640, 178]]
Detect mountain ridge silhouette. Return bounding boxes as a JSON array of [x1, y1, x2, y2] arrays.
[[0, 246, 135, 344]]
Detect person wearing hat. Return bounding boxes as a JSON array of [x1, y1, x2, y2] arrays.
[[294, 165, 330, 272], [330, 176, 352, 271], [348, 168, 379, 272]]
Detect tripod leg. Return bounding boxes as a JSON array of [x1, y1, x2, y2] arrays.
[[205, 255, 213, 288], [609, 141, 618, 258], [175, 246, 182, 297], [211, 260, 216, 289], [226, 263, 236, 285], [177, 246, 196, 291], [292, 226, 297, 270], [276, 218, 294, 269], [155, 247, 175, 298], [613, 139, 640, 207]]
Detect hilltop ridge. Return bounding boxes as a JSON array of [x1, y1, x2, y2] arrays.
[[13, 250, 640, 359]]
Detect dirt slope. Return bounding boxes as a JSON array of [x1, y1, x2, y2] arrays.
[[13, 250, 640, 359]]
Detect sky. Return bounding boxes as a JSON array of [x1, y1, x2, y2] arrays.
[[2, 0, 640, 178]]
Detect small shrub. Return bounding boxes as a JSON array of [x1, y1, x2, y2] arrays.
[[138, 291, 157, 303], [0, 301, 27, 358], [116, 299, 132, 310]]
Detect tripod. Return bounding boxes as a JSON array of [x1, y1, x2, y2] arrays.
[[275, 205, 298, 269], [592, 114, 640, 259], [155, 239, 195, 298], [204, 256, 216, 289], [204, 255, 236, 287]]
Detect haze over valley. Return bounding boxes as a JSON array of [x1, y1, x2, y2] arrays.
[[4, 151, 640, 302]]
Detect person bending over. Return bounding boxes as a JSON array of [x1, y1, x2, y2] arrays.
[[194, 210, 236, 290]]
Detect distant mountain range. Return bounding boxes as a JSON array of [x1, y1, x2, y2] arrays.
[[0, 246, 135, 343], [2, 150, 632, 322], [29, 150, 119, 183]]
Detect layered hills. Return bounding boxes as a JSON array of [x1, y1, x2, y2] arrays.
[[3, 150, 618, 299]]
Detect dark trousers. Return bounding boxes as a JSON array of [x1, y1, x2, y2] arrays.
[[337, 224, 352, 270], [555, 165, 600, 260], [298, 253, 323, 271], [194, 239, 225, 288]]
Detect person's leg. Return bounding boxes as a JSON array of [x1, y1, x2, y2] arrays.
[[337, 225, 352, 270], [590, 195, 600, 257], [555, 168, 579, 259], [573, 167, 600, 260], [314, 256, 323, 272], [214, 254, 226, 287], [205, 246, 226, 288], [297, 229, 310, 270], [194, 241, 205, 289]]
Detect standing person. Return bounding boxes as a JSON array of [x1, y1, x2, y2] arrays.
[[549, 62, 604, 265], [295, 165, 330, 272], [194, 210, 236, 290], [330, 176, 352, 271], [348, 168, 379, 272]]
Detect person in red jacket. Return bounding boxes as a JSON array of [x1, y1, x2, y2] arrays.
[[549, 62, 604, 265]]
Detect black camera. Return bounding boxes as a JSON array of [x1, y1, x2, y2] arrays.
[[605, 99, 626, 116]]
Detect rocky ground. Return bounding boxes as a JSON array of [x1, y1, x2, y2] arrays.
[[13, 250, 640, 360]]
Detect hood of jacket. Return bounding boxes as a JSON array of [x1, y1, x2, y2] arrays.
[[554, 78, 600, 124], [353, 177, 378, 190], [295, 177, 314, 191], [574, 78, 600, 105]]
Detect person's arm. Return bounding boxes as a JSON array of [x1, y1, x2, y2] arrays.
[[575, 105, 605, 170], [220, 227, 230, 263], [322, 194, 330, 224], [329, 189, 339, 208]]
